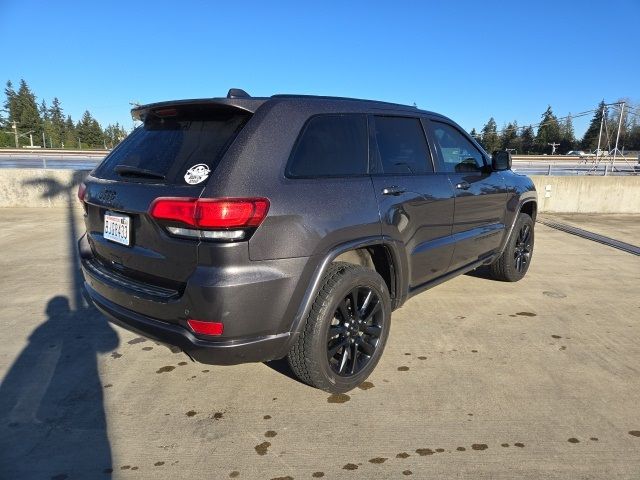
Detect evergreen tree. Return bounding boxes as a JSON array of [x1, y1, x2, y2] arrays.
[[1, 81, 16, 146], [500, 121, 520, 151], [581, 100, 606, 151], [481, 117, 500, 153], [535, 106, 561, 153], [39, 99, 51, 147], [103, 122, 128, 148], [63, 115, 76, 148], [48, 97, 65, 148], [626, 115, 640, 150], [39, 99, 49, 121], [15, 79, 42, 145], [558, 114, 576, 153], [520, 126, 535, 154], [4, 80, 17, 122], [76, 110, 104, 148]]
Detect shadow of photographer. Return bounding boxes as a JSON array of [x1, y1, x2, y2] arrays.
[[0, 171, 119, 478]]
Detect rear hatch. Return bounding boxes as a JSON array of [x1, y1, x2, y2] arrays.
[[83, 103, 252, 294]]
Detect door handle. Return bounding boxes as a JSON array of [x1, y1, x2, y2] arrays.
[[456, 181, 470, 190], [381, 186, 407, 196]]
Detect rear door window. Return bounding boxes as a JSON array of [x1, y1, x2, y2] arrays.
[[286, 114, 368, 177], [94, 106, 251, 184], [373, 116, 433, 174]]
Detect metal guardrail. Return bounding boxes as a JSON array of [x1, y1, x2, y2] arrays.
[[1, 151, 639, 175], [512, 161, 639, 176], [0, 148, 109, 155]]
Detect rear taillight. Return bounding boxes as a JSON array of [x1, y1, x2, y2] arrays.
[[77, 183, 87, 203], [196, 199, 269, 228], [187, 319, 223, 336], [149, 197, 269, 241]]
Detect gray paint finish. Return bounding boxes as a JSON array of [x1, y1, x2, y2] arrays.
[[78, 93, 537, 365]]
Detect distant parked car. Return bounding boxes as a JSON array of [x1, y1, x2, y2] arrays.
[[566, 150, 586, 158]]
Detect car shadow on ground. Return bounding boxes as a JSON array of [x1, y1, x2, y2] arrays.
[[264, 357, 305, 384], [0, 173, 119, 479], [465, 265, 500, 280]]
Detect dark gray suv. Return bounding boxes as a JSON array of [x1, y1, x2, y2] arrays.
[[78, 89, 537, 392]]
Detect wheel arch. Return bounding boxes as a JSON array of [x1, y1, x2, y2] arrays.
[[289, 237, 405, 337], [498, 195, 538, 256], [520, 199, 537, 222]]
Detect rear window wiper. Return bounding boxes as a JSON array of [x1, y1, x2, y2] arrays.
[[114, 165, 166, 180]]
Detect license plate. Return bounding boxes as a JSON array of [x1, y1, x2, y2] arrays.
[[104, 212, 131, 246]]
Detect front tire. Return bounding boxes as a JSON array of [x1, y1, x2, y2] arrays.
[[489, 212, 535, 282], [287, 262, 391, 393]]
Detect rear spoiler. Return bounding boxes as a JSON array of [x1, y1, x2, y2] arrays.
[[131, 96, 267, 122]]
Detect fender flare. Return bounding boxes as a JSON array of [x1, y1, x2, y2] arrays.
[[498, 194, 538, 255], [288, 236, 407, 338]]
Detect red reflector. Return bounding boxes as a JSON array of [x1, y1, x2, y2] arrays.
[[77, 182, 87, 203], [149, 197, 269, 229], [187, 319, 223, 336]]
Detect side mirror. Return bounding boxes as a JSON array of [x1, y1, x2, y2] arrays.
[[492, 150, 512, 171]]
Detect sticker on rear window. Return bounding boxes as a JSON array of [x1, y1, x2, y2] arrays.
[[184, 164, 210, 185]]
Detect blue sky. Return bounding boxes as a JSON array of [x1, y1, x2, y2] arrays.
[[1, 0, 638, 136]]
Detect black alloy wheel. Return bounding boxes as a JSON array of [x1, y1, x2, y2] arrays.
[[287, 262, 391, 393], [327, 286, 383, 377], [488, 212, 535, 282], [514, 223, 532, 273]]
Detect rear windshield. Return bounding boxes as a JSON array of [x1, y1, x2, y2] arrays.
[[94, 106, 251, 184]]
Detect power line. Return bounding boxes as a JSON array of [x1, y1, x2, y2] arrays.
[[472, 108, 597, 137], [475, 101, 629, 137]]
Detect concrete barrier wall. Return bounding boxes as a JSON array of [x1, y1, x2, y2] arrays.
[[0, 169, 639, 213], [530, 175, 640, 213], [0, 169, 90, 208]]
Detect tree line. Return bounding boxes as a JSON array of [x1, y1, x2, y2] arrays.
[[472, 100, 640, 155], [0, 79, 128, 149]]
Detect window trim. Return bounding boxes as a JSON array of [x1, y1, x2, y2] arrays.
[[284, 113, 371, 179], [426, 119, 489, 174], [368, 114, 436, 177]]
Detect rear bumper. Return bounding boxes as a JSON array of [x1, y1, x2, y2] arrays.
[[86, 284, 294, 365], [78, 232, 314, 365]]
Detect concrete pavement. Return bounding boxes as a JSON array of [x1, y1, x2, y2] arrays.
[[1, 208, 639, 479]]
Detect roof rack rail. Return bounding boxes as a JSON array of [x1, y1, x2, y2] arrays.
[[227, 88, 251, 99], [270, 93, 418, 109]]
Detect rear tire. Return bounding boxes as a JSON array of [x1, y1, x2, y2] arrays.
[[287, 262, 391, 393], [489, 212, 534, 282]]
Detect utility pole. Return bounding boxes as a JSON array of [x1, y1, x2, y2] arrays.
[[613, 102, 625, 163], [12, 121, 18, 148], [548, 142, 560, 155], [595, 104, 606, 159]]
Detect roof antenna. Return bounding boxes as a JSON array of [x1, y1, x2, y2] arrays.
[[227, 88, 251, 99]]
